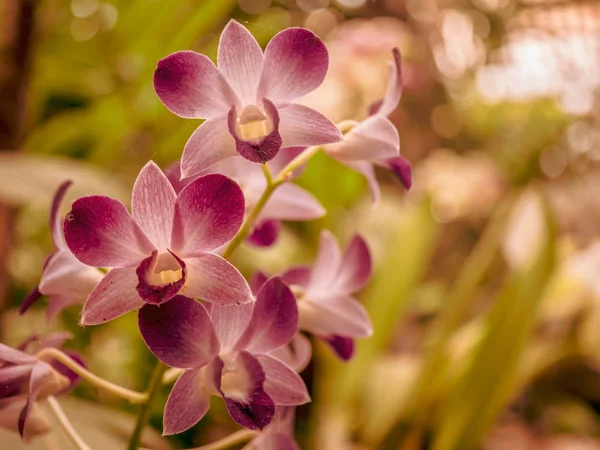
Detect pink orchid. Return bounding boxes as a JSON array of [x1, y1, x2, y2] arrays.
[[63, 161, 253, 326], [154, 20, 342, 175], [243, 407, 299, 450], [323, 48, 412, 202], [20, 181, 104, 320], [282, 231, 373, 361], [138, 277, 309, 434], [0, 344, 70, 440], [166, 149, 325, 247]]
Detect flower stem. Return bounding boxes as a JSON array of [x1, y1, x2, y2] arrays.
[[46, 396, 93, 450], [35, 348, 147, 404], [222, 146, 322, 260], [127, 361, 167, 450], [191, 429, 258, 450]]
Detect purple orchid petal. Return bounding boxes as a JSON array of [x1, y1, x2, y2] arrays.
[[235, 277, 298, 354], [19, 287, 42, 316], [35, 331, 73, 351], [227, 98, 282, 163], [258, 28, 328, 104], [218, 351, 275, 430], [256, 355, 310, 406], [131, 161, 177, 250], [371, 48, 403, 117], [139, 296, 218, 369], [80, 268, 144, 325], [300, 294, 372, 338], [278, 104, 342, 148], [250, 433, 300, 450], [281, 266, 311, 289], [136, 250, 187, 305], [180, 119, 238, 179], [154, 50, 238, 119], [0, 345, 38, 365], [39, 249, 102, 298], [46, 295, 86, 322], [50, 180, 73, 249], [51, 350, 86, 391], [327, 115, 399, 162], [335, 235, 372, 293], [307, 231, 341, 293], [171, 174, 245, 256], [210, 302, 254, 354], [163, 368, 210, 435], [342, 160, 380, 203], [386, 156, 413, 190], [164, 160, 188, 194], [0, 365, 33, 386], [184, 254, 253, 305], [269, 333, 312, 373], [261, 184, 325, 221], [64, 196, 154, 268], [218, 20, 264, 106], [248, 220, 281, 248], [322, 335, 355, 361], [250, 271, 269, 295], [0, 396, 51, 441]]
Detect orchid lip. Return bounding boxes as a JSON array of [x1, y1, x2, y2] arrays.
[[237, 104, 273, 141], [145, 251, 184, 286]]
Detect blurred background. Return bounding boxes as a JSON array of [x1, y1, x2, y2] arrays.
[[2, 0, 600, 448]]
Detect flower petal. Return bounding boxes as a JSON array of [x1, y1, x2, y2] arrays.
[[180, 119, 238, 179], [228, 99, 282, 163], [210, 302, 254, 354], [64, 196, 154, 268], [307, 231, 341, 295], [278, 104, 342, 148], [256, 355, 310, 406], [321, 335, 354, 361], [258, 28, 328, 104], [50, 180, 73, 249], [335, 234, 372, 293], [341, 160, 380, 204], [267, 147, 306, 180], [250, 433, 300, 450], [136, 250, 187, 304], [138, 296, 218, 369], [385, 156, 412, 190], [261, 184, 325, 221], [39, 249, 102, 297], [218, 20, 264, 106], [171, 174, 245, 256], [235, 277, 298, 354], [248, 220, 281, 248], [19, 287, 43, 316], [80, 268, 144, 325], [184, 254, 253, 305], [281, 266, 311, 289], [250, 271, 269, 295], [163, 369, 210, 435], [154, 50, 238, 119], [217, 351, 275, 430], [299, 294, 372, 338], [131, 161, 177, 250], [373, 48, 403, 117], [0, 396, 51, 440], [269, 333, 312, 373], [0, 345, 38, 365]]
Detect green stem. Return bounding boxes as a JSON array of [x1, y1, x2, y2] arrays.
[[127, 361, 167, 450], [274, 145, 321, 184]]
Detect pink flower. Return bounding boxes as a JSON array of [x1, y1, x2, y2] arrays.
[[153, 20, 342, 175], [63, 161, 253, 325], [0, 344, 70, 440], [166, 150, 325, 247], [138, 277, 309, 434], [323, 49, 412, 202], [279, 231, 373, 361], [20, 181, 104, 320], [243, 407, 299, 450]]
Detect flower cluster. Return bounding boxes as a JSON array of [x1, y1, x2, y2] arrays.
[[8, 19, 411, 448]]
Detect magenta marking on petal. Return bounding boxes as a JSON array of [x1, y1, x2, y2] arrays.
[[367, 99, 384, 116], [135, 250, 187, 305], [138, 296, 219, 369], [323, 335, 355, 361], [235, 277, 298, 354], [227, 99, 282, 163], [50, 181, 73, 248], [19, 287, 43, 316], [386, 156, 412, 190], [247, 219, 281, 248], [219, 351, 275, 430], [250, 271, 268, 295]]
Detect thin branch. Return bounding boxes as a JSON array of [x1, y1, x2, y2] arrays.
[[46, 396, 93, 450]]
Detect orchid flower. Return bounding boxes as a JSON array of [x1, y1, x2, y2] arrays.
[[138, 277, 310, 434], [323, 48, 412, 202], [0, 344, 70, 440], [274, 230, 373, 361], [20, 181, 104, 320], [243, 407, 299, 450], [63, 161, 253, 325], [154, 20, 342, 175], [166, 149, 325, 247]]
